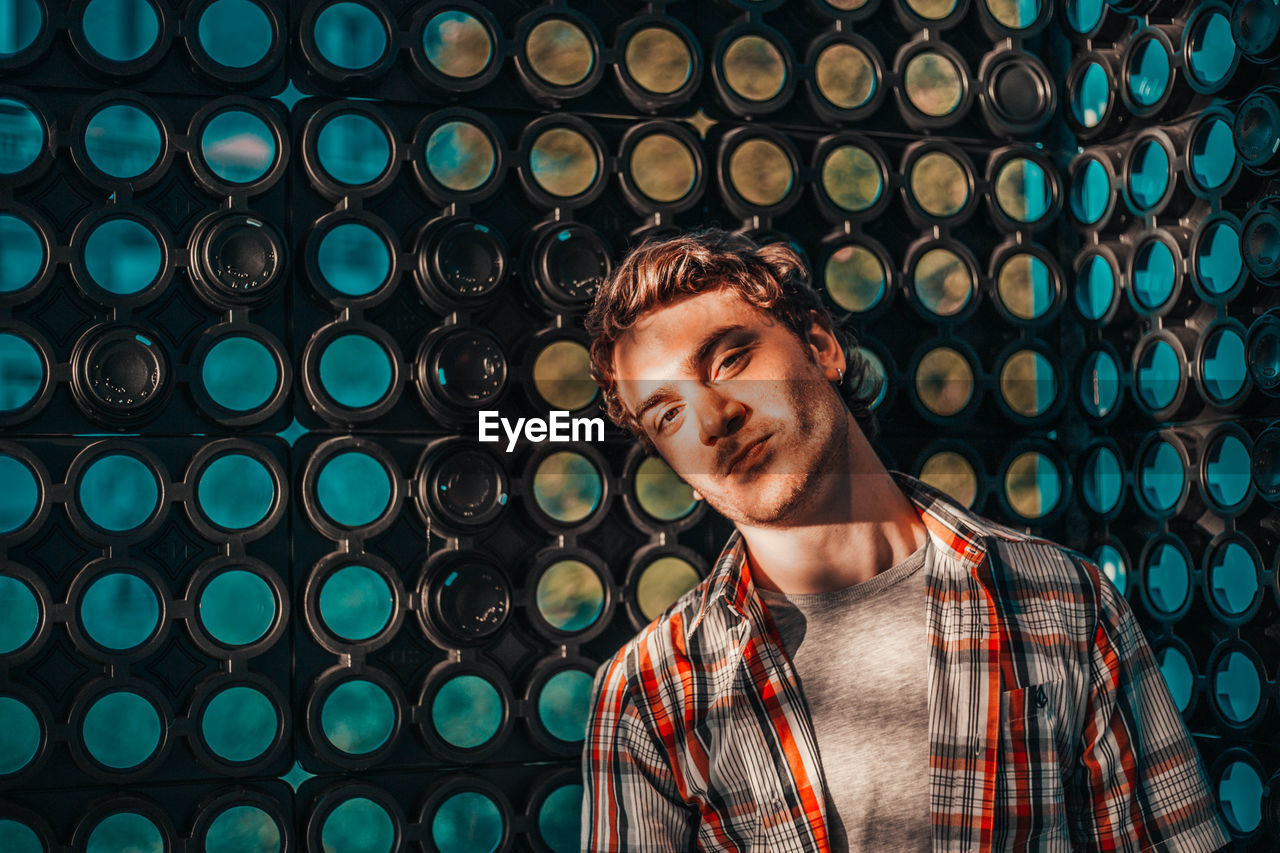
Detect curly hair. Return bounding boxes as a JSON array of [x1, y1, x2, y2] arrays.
[[585, 227, 882, 454]]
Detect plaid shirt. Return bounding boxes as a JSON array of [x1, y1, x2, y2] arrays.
[[581, 472, 1230, 852]]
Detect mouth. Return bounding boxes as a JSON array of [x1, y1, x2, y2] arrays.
[[727, 434, 770, 475]]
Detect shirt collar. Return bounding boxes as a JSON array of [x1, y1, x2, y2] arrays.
[[685, 470, 995, 640]]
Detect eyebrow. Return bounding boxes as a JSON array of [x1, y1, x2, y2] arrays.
[[632, 323, 749, 425]]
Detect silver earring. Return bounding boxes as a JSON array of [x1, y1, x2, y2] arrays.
[[837, 368, 844, 382]]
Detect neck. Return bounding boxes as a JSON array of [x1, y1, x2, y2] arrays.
[[738, 425, 928, 596]]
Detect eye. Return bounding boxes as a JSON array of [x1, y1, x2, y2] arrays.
[[719, 350, 746, 372], [657, 406, 681, 430]]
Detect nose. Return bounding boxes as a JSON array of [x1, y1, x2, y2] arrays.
[[691, 383, 746, 446]]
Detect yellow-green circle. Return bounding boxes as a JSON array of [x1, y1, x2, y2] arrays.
[[530, 127, 599, 197], [634, 455, 697, 521], [532, 339, 597, 411], [815, 43, 875, 110], [999, 349, 1056, 417], [905, 52, 963, 117], [822, 145, 883, 212], [826, 244, 886, 313], [624, 27, 691, 95], [630, 133, 697, 204], [636, 556, 701, 621], [728, 137, 793, 206], [915, 346, 974, 416], [526, 18, 594, 87], [536, 559, 605, 632], [913, 248, 973, 316], [533, 451, 603, 524], [919, 451, 978, 507], [722, 34, 785, 102], [910, 151, 969, 217]]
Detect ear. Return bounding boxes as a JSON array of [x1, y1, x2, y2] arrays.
[[804, 309, 845, 376]]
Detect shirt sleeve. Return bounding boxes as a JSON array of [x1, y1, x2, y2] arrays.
[[1067, 559, 1231, 853], [581, 650, 698, 853]]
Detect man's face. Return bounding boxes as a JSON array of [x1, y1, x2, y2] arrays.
[[612, 288, 850, 528]]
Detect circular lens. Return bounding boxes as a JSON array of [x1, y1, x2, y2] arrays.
[[1128, 139, 1170, 210], [82, 690, 161, 768], [316, 450, 393, 529], [83, 217, 163, 296], [1218, 760, 1263, 833], [997, 253, 1054, 320], [197, 453, 276, 530], [321, 799, 394, 853], [422, 9, 491, 79], [429, 330, 505, 405], [999, 349, 1056, 418], [854, 346, 888, 409], [432, 792, 503, 853], [629, 133, 696, 204], [532, 339, 596, 411], [1201, 325, 1247, 404], [1187, 11, 1235, 87], [78, 453, 160, 532], [82, 0, 159, 63], [313, 2, 387, 70], [84, 104, 162, 179], [1190, 117, 1234, 192], [624, 26, 691, 95], [1004, 450, 1061, 519], [636, 556, 700, 621], [316, 112, 391, 187], [0, 213, 44, 294], [634, 455, 696, 521], [529, 127, 598, 197], [0, 0, 42, 58], [425, 448, 508, 528], [822, 145, 882, 212], [0, 819, 41, 853], [904, 52, 963, 117], [1208, 541, 1258, 615], [319, 564, 393, 642], [0, 331, 44, 412], [426, 120, 495, 193], [727, 137, 793, 207], [722, 34, 785, 102], [1080, 348, 1120, 417], [317, 333, 394, 409], [910, 151, 969, 218], [201, 110, 276, 185], [0, 97, 43, 174], [0, 574, 40, 654], [1127, 37, 1170, 106], [537, 784, 582, 853], [906, 0, 958, 19], [533, 451, 602, 524], [201, 684, 278, 763], [0, 695, 39, 774], [321, 679, 395, 754], [919, 450, 978, 507], [201, 335, 279, 412], [1195, 220, 1242, 298], [1205, 433, 1251, 509], [988, 0, 1040, 28], [1156, 644, 1192, 710], [1071, 158, 1110, 225], [815, 42, 875, 110], [825, 243, 886, 313], [1082, 444, 1122, 514], [1072, 62, 1108, 128], [432, 674, 502, 749], [994, 158, 1052, 223], [915, 346, 974, 416], [86, 813, 163, 853], [1135, 339, 1180, 411], [912, 248, 973, 316], [205, 805, 281, 853], [198, 0, 274, 69], [536, 560, 604, 633], [316, 222, 391, 298], [1132, 238, 1176, 311], [199, 569, 276, 647], [80, 572, 159, 650], [1139, 439, 1185, 512], [537, 669, 592, 742], [1213, 651, 1262, 724], [1075, 253, 1115, 321], [0, 453, 38, 534], [526, 17, 594, 87], [432, 561, 511, 641], [1066, 0, 1104, 33]]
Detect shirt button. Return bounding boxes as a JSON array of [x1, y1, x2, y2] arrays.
[[971, 744, 982, 756], [1036, 685, 1049, 708]]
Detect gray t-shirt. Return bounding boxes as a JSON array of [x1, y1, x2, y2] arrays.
[[756, 539, 932, 853]]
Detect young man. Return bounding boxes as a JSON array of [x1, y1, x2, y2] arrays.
[[579, 228, 1229, 852]]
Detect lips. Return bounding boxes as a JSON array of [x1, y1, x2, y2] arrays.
[[727, 434, 770, 475]]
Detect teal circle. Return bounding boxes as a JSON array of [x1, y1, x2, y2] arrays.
[[1082, 445, 1121, 514], [0, 575, 40, 654], [1095, 543, 1127, 596], [1208, 542, 1257, 616], [316, 450, 393, 528], [80, 572, 160, 650], [206, 805, 281, 853], [1190, 119, 1234, 191], [1075, 253, 1114, 320], [1065, 0, 1103, 32], [78, 453, 160, 532], [0, 453, 38, 533], [0, 97, 44, 174], [86, 812, 163, 853], [314, 2, 387, 70], [201, 110, 276, 184], [1071, 158, 1108, 225], [997, 158, 1051, 223], [0, 818, 41, 853], [0, 331, 44, 412], [1218, 760, 1263, 833], [317, 333, 394, 409], [1213, 651, 1261, 723], [0, 695, 40, 774], [1079, 348, 1119, 417], [318, 564, 393, 642], [196, 453, 276, 530], [538, 784, 583, 853], [82, 0, 159, 62], [1071, 62, 1108, 127], [1135, 339, 1180, 411], [431, 674, 502, 749], [198, 0, 274, 69], [316, 112, 391, 186], [432, 791, 502, 853], [321, 798, 394, 853], [1187, 12, 1234, 87], [198, 569, 276, 647], [0, 213, 45, 292], [317, 223, 391, 296], [537, 669, 592, 742], [1139, 440, 1184, 513], [1196, 221, 1242, 297], [202, 335, 279, 412], [1156, 645, 1193, 711], [1131, 239, 1175, 311], [84, 104, 162, 179], [0, 0, 42, 57], [83, 217, 164, 295], [82, 690, 162, 769], [1145, 542, 1189, 614], [1128, 140, 1170, 210], [1202, 326, 1247, 404], [1205, 434, 1251, 509], [320, 679, 396, 754], [1127, 38, 1170, 106], [201, 685, 278, 763]]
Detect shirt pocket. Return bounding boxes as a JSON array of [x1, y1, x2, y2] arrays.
[[996, 680, 1071, 846]]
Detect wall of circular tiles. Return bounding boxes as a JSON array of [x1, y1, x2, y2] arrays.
[[0, 0, 1277, 850]]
